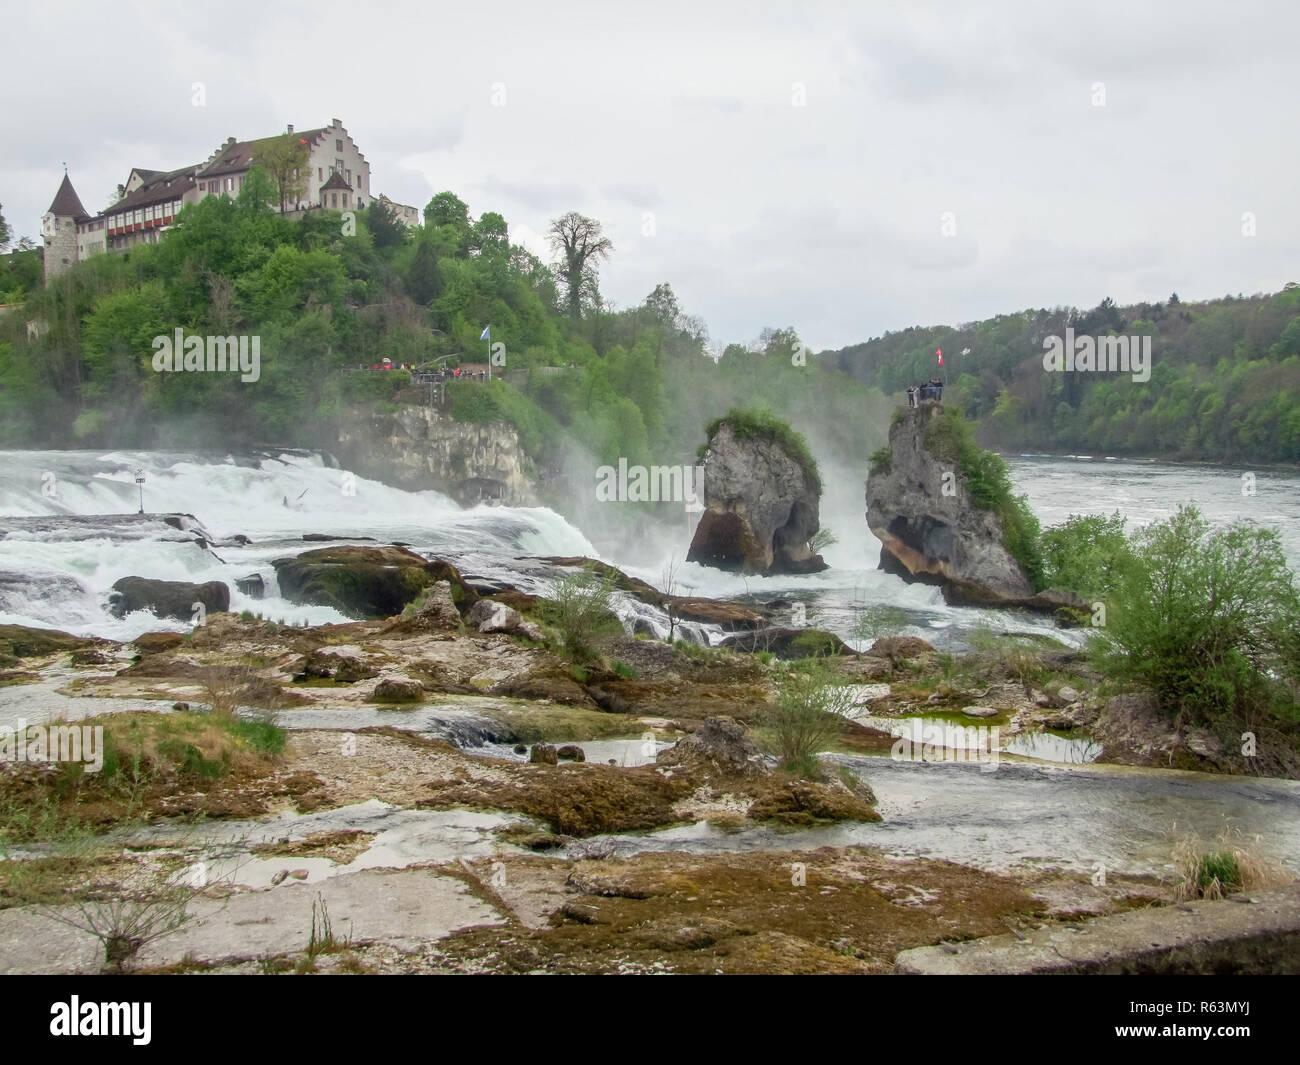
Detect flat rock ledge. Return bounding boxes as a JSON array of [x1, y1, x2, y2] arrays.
[[894, 883, 1300, 974]]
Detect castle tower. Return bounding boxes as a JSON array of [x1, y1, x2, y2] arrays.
[[42, 172, 90, 282]]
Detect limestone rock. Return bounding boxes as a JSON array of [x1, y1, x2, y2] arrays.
[[865, 404, 1034, 603], [273, 546, 476, 619], [962, 705, 1000, 718], [371, 678, 424, 703], [109, 577, 230, 621], [687, 420, 827, 575], [657, 716, 763, 775], [466, 598, 543, 640], [414, 581, 463, 630]]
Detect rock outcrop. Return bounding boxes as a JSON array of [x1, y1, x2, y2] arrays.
[[334, 404, 538, 506], [687, 419, 827, 575], [865, 404, 1034, 604], [273, 547, 477, 619], [109, 577, 230, 620]]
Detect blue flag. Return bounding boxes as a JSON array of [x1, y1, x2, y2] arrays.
[[480, 326, 490, 341]]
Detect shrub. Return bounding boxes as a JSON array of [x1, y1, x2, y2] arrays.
[[868, 446, 892, 476], [1092, 505, 1300, 725], [540, 566, 624, 661], [1040, 512, 1136, 597], [854, 604, 907, 648], [1173, 831, 1290, 901], [766, 662, 854, 776]]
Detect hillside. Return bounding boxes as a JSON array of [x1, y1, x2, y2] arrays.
[[828, 288, 1300, 463], [0, 175, 890, 509]]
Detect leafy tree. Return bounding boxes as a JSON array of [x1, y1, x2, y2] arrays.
[[1092, 505, 1300, 726], [257, 134, 310, 212], [1040, 512, 1135, 598], [236, 166, 277, 215], [548, 211, 612, 318], [425, 191, 471, 230], [767, 661, 854, 777], [366, 199, 406, 250], [0, 204, 10, 253], [406, 236, 442, 305]]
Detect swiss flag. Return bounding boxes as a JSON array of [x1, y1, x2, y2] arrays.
[[936, 348, 944, 366]]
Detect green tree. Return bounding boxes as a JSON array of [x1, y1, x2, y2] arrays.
[[366, 199, 407, 250], [1093, 505, 1300, 726], [548, 211, 612, 318], [257, 134, 310, 212]]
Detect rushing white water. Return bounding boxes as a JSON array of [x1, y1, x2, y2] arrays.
[[0, 450, 597, 640], [0, 448, 1296, 647]]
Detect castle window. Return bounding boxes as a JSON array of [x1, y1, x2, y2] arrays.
[[342, 194, 348, 207], [319, 167, 323, 181], [336, 139, 342, 151], [331, 193, 338, 208], [199, 182, 205, 192]]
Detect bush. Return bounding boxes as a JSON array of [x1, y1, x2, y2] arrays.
[[766, 662, 854, 776], [1040, 512, 1136, 597], [853, 604, 907, 648], [1092, 505, 1300, 725], [868, 446, 892, 476], [540, 565, 624, 661]]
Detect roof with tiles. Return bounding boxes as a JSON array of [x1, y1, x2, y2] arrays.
[[47, 174, 90, 221]]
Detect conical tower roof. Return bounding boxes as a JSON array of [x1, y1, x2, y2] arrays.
[[47, 173, 89, 219]]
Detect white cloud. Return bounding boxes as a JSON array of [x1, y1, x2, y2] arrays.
[[4, 0, 1297, 349]]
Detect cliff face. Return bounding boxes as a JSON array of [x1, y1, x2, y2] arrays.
[[334, 405, 538, 506], [687, 421, 827, 575], [865, 404, 1034, 603]]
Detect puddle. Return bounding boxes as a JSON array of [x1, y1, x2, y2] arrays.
[[855, 714, 1100, 765], [578, 756, 1300, 879], [1004, 729, 1101, 764], [127, 801, 522, 889], [474, 737, 673, 767], [0, 667, 175, 731]]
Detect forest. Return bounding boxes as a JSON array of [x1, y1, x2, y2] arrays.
[[829, 287, 1300, 463], [0, 173, 888, 481]]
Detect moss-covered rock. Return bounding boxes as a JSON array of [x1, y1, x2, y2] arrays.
[[273, 546, 478, 619]]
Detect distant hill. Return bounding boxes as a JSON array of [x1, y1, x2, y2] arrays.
[[826, 286, 1300, 463]]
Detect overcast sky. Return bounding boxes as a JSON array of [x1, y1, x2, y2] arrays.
[[4, 0, 1297, 351]]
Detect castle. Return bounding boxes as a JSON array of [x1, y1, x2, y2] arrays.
[[42, 119, 420, 282]]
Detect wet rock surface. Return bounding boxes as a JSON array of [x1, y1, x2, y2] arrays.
[[687, 420, 827, 575]]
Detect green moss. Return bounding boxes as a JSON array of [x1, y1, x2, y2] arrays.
[[697, 407, 822, 493]]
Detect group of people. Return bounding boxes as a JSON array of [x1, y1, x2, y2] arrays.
[[350, 362, 489, 382], [906, 377, 944, 406]]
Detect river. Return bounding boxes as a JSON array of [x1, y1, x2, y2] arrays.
[[0, 449, 1296, 650]]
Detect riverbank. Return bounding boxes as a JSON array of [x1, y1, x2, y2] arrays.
[[1, 589, 1296, 974]]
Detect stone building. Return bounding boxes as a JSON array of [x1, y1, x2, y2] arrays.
[[41, 173, 90, 279], [42, 119, 419, 282]]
